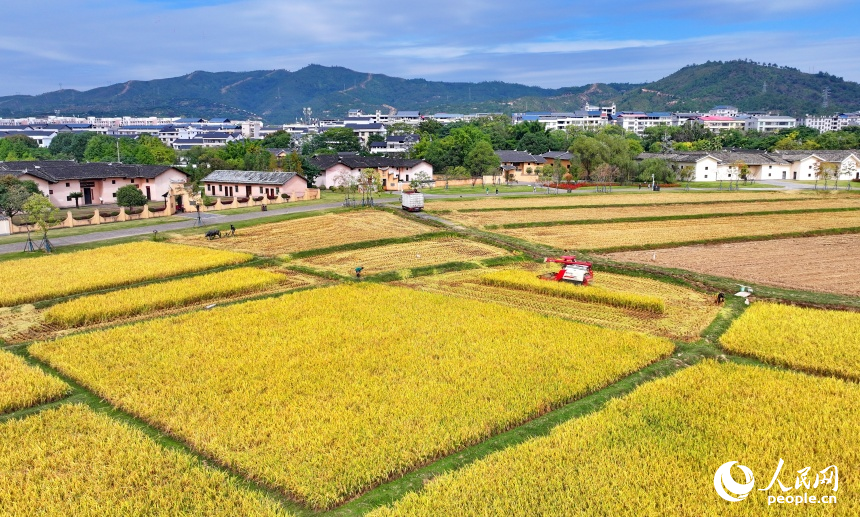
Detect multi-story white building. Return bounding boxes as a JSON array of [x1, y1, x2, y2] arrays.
[[744, 115, 797, 132], [615, 112, 674, 136], [800, 113, 860, 133], [709, 105, 739, 117], [369, 134, 420, 154], [512, 111, 608, 131], [697, 116, 746, 133], [584, 102, 617, 117]]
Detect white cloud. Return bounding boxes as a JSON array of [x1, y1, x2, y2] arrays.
[[488, 40, 670, 55]]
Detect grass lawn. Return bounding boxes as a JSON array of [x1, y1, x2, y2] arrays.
[[422, 185, 537, 195], [675, 181, 783, 189], [0, 216, 186, 245]]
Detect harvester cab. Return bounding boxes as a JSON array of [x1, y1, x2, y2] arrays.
[[544, 255, 594, 285]]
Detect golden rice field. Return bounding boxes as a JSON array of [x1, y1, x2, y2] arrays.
[[44, 267, 288, 327], [444, 198, 859, 228], [0, 242, 252, 307], [425, 190, 819, 212], [479, 269, 665, 313], [499, 210, 860, 251], [171, 210, 434, 256], [0, 349, 68, 415], [371, 361, 858, 516], [721, 303, 860, 380], [0, 405, 286, 516], [396, 267, 718, 340], [292, 237, 509, 276], [30, 284, 673, 509]]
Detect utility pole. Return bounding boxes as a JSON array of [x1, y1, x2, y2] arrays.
[[116, 139, 121, 163]]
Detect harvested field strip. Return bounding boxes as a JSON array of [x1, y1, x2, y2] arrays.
[[721, 303, 860, 380], [0, 242, 252, 307], [497, 210, 860, 252], [604, 234, 860, 297], [44, 268, 288, 327], [441, 198, 860, 228], [425, 190, 830, 211], [397, 268, 717, 340], [0, 349, 69, 415], [0, 305, 42, 343], [479, 270, 665, 313], [0, 405, 287, 516], [370, 362, 859, 516], [492, 206, 860, 229], [293, 237, 510, 277], [451, 195, 816, 213], [30, 284, 673, 509], [170, 210, 434, 256]]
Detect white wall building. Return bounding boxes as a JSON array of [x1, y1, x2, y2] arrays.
[[744, 115, 797, 132]]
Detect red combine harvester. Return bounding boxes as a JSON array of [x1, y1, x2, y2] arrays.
[[543, 256, 594, 285]]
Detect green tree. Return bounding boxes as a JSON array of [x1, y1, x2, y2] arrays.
[[22, 193, 60, 252], [517, 132, 551, 155], [638, 158, 674, 184], [133, 134, 175, 165], [423, 136, 461, 171], [115, 185, 148, 208], [299, 156, 321, 187], [48, 132, 99, 161], [84, 134, 120, 162], [386, 122, 414, 136], [570, 136, 609, 180], [0, 175, 41, 218], [283, 152, 303, 172], [547, 130, 571, 152], [678, 165, 696, 190], [0, 134, 42, 161], [259, 130, 294, 149], [417, 119, 444, 137], [464, 141, 500, 185]]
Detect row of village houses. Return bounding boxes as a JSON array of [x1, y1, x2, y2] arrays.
[[3, 148, 859, 210], [2, 106, 858, 154]]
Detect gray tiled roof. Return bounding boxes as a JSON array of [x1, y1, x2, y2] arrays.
[[311, 153, 426, 170], [775, 150, 860, 162], [541, 151, 572, 160], [0, 160, 184, 183], [495, 150, 541, 164], [203, 170, 304, 185], [637, 151, 790, 165]]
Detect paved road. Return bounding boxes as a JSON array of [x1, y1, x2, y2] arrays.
[[0, 183, 825, 255], [0, 200, 392, 255]]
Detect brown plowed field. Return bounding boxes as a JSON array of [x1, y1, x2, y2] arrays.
[[606, 234, 860, 296]]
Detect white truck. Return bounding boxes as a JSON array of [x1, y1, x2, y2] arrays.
[[401, 191, 425, 212]]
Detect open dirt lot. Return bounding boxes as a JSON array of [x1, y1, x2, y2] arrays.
[[606, 234, 860, 296]]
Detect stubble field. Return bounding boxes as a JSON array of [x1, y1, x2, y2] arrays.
[[606, 234, 860, 296], [498, 210, 860, 251]]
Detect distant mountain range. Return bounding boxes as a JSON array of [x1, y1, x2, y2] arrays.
[[0, 60, 857, 124]]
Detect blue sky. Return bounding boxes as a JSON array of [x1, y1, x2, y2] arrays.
[[1, 0, 859, 96]]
